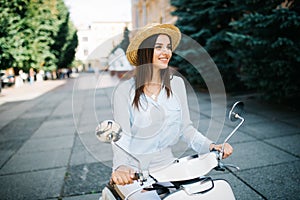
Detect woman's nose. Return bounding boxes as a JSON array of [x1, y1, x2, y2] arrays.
[[161, 46, 170, 53]]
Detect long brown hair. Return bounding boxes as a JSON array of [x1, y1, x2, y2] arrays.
[[132, 34, 172, 109]]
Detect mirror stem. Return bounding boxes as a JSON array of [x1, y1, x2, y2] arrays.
[[220, 115, 244, 160], [112, 141, 144, 179]]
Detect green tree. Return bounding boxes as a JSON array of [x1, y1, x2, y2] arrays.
[[170, 0, 243, 91], [57, 22, 78, 69], [26, 0, 58, 71], [228, 0, 300, 100], [0, 0, 77, 73], [51, 0, 78, 69], [0, 0, 30, 70]]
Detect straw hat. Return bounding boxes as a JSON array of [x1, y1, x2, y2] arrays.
[[126, 23, 181, 66]]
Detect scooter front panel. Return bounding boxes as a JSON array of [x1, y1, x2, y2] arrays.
[[163, 179, 235, 200], [150, 152, 218, 182]]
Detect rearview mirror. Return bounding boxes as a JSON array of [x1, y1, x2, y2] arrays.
[[95, 120, 122, 143], [228, 101, 244, 122]]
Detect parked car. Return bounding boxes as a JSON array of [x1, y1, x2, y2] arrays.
[[1, 71, 15, 88]]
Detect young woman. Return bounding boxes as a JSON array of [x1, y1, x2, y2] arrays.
[[111, 23, 233, 199]]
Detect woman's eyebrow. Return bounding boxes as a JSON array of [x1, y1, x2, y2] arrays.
[[155, 42, 171, 45]]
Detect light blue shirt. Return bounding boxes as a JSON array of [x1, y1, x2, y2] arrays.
[[112, 75, 212, 170]]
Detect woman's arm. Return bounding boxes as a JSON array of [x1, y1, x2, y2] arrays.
[[172, 76, 233, 157], [172, 76, 213, 153], [111, 80, 137, 184]]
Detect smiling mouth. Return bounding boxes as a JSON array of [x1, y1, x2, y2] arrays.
[[159, 57, 169, 61]]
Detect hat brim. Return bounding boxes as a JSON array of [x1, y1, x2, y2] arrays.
[[126, 23, 181, 66]]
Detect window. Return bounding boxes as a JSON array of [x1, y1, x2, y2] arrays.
[[82, 37, 88, 42]]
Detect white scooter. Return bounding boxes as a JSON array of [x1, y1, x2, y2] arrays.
[[96, 101, 245, 200]]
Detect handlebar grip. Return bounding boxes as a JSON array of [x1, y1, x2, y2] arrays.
[[133, 172, 140, 180], [210, 147, 218, 152]]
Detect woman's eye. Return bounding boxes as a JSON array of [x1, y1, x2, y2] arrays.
[[154, 45, 172, 50]]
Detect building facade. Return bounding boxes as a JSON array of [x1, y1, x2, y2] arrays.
[[75, 21, 131, 71], [131, 0, 177, 29]]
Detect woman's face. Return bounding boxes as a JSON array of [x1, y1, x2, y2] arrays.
[[152, 34, 172, 70]]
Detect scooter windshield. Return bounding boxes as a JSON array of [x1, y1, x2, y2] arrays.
[[72, 32, 227, 174]]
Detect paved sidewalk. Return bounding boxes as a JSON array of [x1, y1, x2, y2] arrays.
[[0, 80, 66, 106], [0, 72, 299, 200]]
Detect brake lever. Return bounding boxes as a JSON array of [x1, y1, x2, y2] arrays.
[[210, 150, 240, 171], [214, 165, 226, 171], [134, 172, 148, 186], [214, 161, 240, 171]]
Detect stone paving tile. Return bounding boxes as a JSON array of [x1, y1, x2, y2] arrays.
[[51, 101, 73, 117], [20, 103, 56, 119], [198, 104, 228, 118], [76, 124, 98, 136], [70, 136, 98, 166], [88, 144, 114, 164], [280, 116, 300, 128], [260, 106, 300, 120], [31, 124, 76, 139], [0, 101, 17, 112], [224, 141, 298, 170], [264, 134, 300, 157], [76, 112, 98, 128], [210, 173, 264, 200], [95, 108, 114, 122], [240, 112, 270, 124], [234, 160, 300, 200], [0, 167, 66, 200], [45, 114, 75, 125], [94, 87, 109, 96], [72, 134, 113, 165], [0, 118, 47, 169], [62, 193, 100, 200], [20, 109, 54, 119], [70, 146, 99, 166], [78, 131, 103, 145], [94, 95, 112, 109], [0, 148, 71, 175], [241, 120, 300, 139], [242, 100, 300, 119], [73, 74, 98, 91], [0, 117, 46, 142], [62, 162, 111, 197], [0, 139, 24, 152], [102, 87, 114, 99], [196, 90, 210, 98], [198, 119, 256, 144], [0, 100, 38, 129], [17, 135, 74, 153], [215, 130, 256, 145], [0, 140, 24, 169], [0, 150, 15, 168]]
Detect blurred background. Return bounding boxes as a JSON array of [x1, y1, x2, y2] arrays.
[[1, 0, 299, 102]]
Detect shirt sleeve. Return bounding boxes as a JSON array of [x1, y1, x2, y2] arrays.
[[172, 76, 213, 154]]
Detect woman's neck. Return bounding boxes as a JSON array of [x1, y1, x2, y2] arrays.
[[150, 69, 161, 84]]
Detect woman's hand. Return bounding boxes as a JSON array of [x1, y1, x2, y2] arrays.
[[209, 143, 233, 159], [111, 165, 136, 185]]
